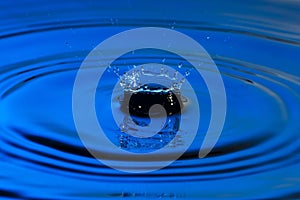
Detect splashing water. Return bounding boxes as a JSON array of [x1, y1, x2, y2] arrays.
[[1, 1, 300, 199], [109, 63, 191, 153], [118, 64, 190, 93]]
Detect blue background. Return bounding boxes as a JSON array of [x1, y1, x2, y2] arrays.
[[0, 1, 300, 199]]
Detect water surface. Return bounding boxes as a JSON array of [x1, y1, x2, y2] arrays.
[[1, 1, 300, 199]]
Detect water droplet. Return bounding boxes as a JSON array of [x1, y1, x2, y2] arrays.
[[110, 18, 119, 25], [178, 62, 183, 69], [170, 22, 176, 29], [185, 70, 190, 77], [113, 66, 119, 73]]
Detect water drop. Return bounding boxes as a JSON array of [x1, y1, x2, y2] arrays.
[[178, 62, 183, 69], [185, 70, 190, 77], [113, 66, 119, 72], [170, 22, 176, 29]]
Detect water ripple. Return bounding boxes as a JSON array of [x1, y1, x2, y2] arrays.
[[1, 16, 300, 198]]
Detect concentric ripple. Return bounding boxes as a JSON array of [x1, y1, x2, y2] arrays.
[[1, 3, 300, 198]]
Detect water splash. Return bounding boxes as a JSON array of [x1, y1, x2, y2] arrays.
[[1, 1, 300, 198], [118, 64, 190, 93]]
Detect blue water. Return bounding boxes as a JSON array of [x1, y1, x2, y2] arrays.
[[1, 0, 300, 199]]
